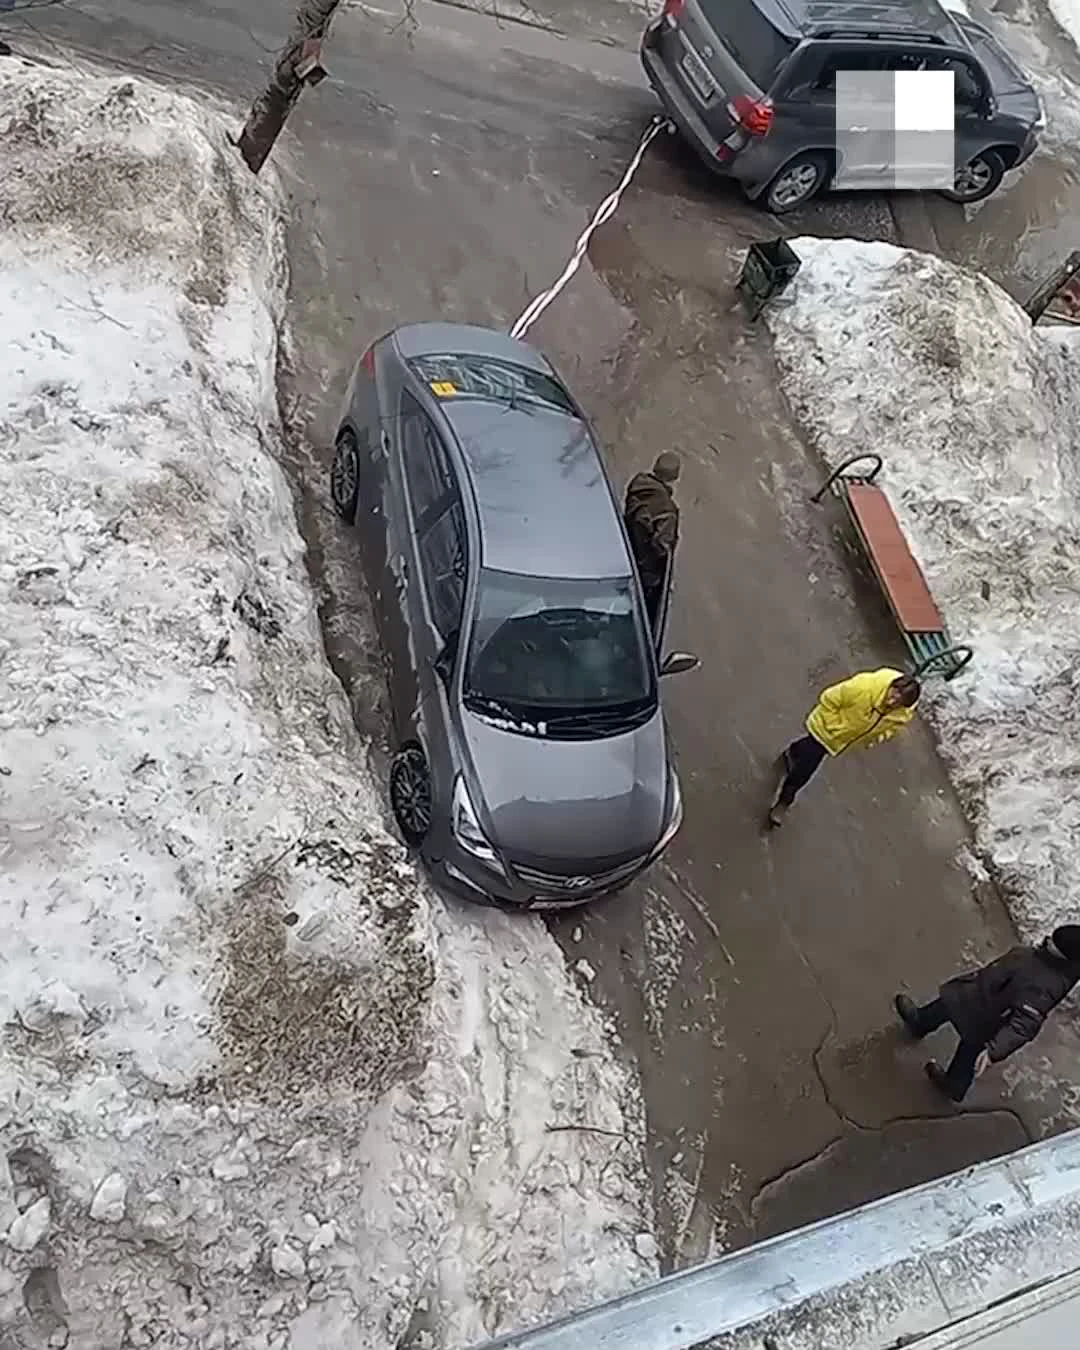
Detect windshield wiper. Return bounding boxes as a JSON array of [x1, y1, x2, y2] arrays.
[[542, 701, 654, 734], [490, 389, 574, 418]]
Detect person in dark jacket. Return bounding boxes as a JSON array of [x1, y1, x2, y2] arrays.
[[894, 925, 1080, 1101], [623, 452, 680, 629]]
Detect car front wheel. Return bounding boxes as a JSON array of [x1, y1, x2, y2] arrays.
[[763, 153, 830, 214], [390, 746, 432, 847], [941, 149, 1005, 204], [330, 430, 360, 521]]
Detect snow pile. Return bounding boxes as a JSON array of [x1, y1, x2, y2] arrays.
[[0, 59, 653, 1349], [1048, 0, 1080, 60], [767, 238, 1080, 939]]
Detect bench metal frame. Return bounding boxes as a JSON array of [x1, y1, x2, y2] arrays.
[[811, 454, 973, 682]]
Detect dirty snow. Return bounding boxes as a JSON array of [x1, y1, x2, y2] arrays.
[[767, 237, 1080, 941], [641, 889, 690, 1043], [1046, 0, 1080, 57], [0, 59, 653, 1349]]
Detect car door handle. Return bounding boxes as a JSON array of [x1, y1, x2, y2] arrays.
[[380, 432, 391, 454]]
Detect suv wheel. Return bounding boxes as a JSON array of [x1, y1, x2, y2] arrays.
[[330, 430, 360, 521], [941, 150, 1005, 204], [763, 153, 830, 214], [390, 746, 432, 847]]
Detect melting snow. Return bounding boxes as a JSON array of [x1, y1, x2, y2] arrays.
[[768, 236, 1080, 941], [0, 60, 654, 1349], [1047, 0, 1080, 54], [641, 889, 690, 1043]]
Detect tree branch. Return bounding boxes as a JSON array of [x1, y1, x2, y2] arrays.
[[235, 0, 342, 174]]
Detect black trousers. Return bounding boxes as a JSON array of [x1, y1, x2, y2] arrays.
[[641, 575, 663, 629], [909, 997, 982, 1101], [777, 734, 828, 806]]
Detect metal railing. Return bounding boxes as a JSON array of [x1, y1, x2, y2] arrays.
[[468, 1129, 1080, 1350]]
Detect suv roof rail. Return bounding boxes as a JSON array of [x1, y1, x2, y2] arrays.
[[806, 25, 948, 42]]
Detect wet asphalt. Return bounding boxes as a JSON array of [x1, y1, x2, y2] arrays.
[[11, 0, 1080, 1268]]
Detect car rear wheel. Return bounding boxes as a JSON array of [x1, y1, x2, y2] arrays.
[[763, 153, 830, 214], [941, 149, 1005, 204], [330, 430, 360, 521], [390, 746, 432, 847]]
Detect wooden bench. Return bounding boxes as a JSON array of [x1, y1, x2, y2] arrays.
[[811, 454, 973, 682]]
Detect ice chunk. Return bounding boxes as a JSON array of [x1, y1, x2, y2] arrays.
[[90, 1173, 128, 1223], [308, 1222, 337, 1254], [7, 1196, 51, 1251], [18, 981, 88, 1035], [633, 1231, 658, 1261], [270, 1243, 306, 1279]]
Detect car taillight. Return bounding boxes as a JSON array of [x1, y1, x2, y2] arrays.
[[361, 344, 375, 375], [662, 0, 685, 17], [728, 94, 773, 135]]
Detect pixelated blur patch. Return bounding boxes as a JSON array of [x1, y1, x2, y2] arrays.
[[835, 68, 955, 191], [430, 381, 457, 397]]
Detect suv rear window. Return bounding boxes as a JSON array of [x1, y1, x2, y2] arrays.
[[956, 18, 1029, 92], [696, 0, 795, 88]]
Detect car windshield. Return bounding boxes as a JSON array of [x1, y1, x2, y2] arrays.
[[464, 569, 654, 723], [408, 352, 576, 417], [696, 0, 794, 88]]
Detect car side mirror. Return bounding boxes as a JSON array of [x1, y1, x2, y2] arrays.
[[660, 651, 699, 677]]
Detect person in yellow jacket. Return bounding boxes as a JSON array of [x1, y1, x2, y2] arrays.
[[767, 668, 921, 828]]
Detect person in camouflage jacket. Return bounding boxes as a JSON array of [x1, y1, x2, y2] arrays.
[[623, 451, 680, 628]]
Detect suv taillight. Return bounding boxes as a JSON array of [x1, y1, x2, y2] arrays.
[[729, 94, 773, 135], [662, 0, 685, 17]]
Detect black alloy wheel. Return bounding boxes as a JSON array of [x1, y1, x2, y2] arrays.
[[330, 430, 360, 520], [389, 747, 432, 847], [942, 149, 1006, 205], [764, 152, 830, 214]]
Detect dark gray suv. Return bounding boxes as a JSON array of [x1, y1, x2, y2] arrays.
[[641, 0, 1044, 212], [330, 323, 698, 910]]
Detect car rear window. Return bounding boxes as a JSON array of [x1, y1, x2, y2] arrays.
[[696, 0, 795, 88], [409, 353, 577, 417], [957, 18, 1030, 92]]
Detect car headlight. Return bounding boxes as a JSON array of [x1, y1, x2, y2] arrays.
[[654, 771, 684, 855], [452, 777, 504, 872]]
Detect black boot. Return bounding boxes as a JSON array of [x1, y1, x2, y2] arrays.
[[924, 1060, 962, 1102], [766, 800, 788, 829], [767, 751, 794, 828], [894, 993, 923, 1037]]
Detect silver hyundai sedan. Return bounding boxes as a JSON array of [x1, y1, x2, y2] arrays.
[[330, 322, 698, 909]]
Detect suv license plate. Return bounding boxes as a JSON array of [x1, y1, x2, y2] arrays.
[[681, 49, 714, 101]]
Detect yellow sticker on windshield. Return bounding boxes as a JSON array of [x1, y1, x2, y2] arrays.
[[430, 381, 457, 397]]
